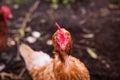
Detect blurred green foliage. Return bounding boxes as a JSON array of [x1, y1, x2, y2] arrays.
[[62, 0, 75, 4], [51, 0, 75, 4], [48, 0, 75, 9], [112, 0, 120, 5], [3, 0, 30, 5], [13, 0, 29, 4], [0, 0, 2, 2]]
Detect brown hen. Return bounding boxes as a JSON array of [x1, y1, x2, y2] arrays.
[[19, 23, 90, 80]]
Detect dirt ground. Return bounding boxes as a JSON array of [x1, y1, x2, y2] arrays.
[[0, 0, 120, 80]]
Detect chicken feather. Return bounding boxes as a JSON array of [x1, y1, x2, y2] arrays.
[[19, 44, 52, 70]]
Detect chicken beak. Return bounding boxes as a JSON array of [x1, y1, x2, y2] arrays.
[[60, 44, 66, 50]]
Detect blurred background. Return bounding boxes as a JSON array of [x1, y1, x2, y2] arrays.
[[0, 0, 120, 80]]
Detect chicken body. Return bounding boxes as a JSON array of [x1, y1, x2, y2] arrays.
[[0, 19, 8, 53], [19, 23, 90, 80], [20, 44, 90, 80]]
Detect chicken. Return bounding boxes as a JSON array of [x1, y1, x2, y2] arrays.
[[0, 5, 12, 53], [19, 22, 90, 80]]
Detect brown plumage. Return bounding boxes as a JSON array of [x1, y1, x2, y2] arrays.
[[0, 6, 12, 53], [19, 23, 90, 80]]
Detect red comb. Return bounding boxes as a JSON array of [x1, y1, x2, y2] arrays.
[[55, 22, 66, 45], [55, 22, 61, 31]]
